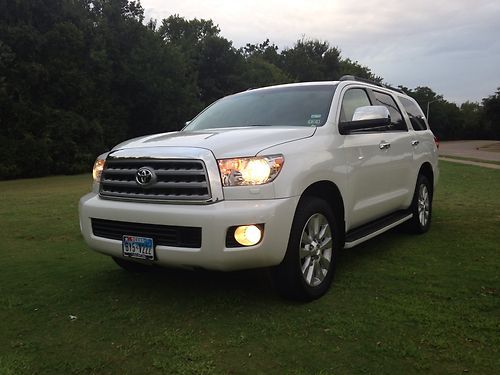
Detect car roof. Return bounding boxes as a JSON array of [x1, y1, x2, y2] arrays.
[[232, 79, 414, 102]]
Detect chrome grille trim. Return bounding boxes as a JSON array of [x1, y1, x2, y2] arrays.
[[99, 158, 212, 203]]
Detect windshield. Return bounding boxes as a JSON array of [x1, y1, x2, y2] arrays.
[[184, 84, 337, 131]]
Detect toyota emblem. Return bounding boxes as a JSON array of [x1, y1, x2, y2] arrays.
[[136, 167, 156, 186]]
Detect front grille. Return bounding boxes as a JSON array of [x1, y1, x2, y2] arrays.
[[100, 158, 211, 202], [91, 218, 202, 248]]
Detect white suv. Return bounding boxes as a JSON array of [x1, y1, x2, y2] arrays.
[[79, 76, 439, 300]]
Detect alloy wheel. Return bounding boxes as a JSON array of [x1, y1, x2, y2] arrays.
[[299, 213, 333, 287], [417, 184, 430, 227]]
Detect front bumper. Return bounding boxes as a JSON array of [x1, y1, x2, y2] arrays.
[[79, 193, 299, 271]]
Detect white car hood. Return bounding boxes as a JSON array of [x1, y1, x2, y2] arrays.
[[112, 126, 316, 159]]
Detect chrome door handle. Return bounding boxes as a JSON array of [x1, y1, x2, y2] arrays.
[[379, 141, 391, 150], [411, 140, 420, 146]]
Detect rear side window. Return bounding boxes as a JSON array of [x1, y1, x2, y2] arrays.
[[399, 97, 428, 131], [372, 91, 407, 131], [340, 88, 371, 122]]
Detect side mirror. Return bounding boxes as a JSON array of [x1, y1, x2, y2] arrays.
[[339, 105, 391, 134]]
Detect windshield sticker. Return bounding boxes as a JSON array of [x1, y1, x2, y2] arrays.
[[307, 119, 321, 125], [308, 114, 322, 125]]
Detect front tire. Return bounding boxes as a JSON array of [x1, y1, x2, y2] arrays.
[[407, 174, 433, 234], [272, 197, 339, 301]]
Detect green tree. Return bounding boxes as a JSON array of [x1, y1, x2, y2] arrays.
[[241, 57, 290, 89], [460, 101, 484, 139], [159, 15, 245, 105], [280, 38, 341, 81], [240, 39, 290, 88], [158, 15, 219, 47], [482, 88, 500, 140], [0, 1, 198, 179], [400, 86, 458, 139], [197, 35, 246, 104], [339, 58, 381, 82], [242, 39, 282, 66], [2, 1, 497, 180]]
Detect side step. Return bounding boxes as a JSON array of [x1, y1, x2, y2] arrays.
[[344, 211, 413, 249]]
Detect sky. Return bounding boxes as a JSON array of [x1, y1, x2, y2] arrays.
[[141, 0, 500, 104]]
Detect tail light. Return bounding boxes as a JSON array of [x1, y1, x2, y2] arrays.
[[434, 136, 440, 149]]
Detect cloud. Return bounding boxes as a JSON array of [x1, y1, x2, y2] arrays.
[[141, 0, 500, 103]]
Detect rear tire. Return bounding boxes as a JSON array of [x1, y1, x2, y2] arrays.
[[112, 257, 152, 272], [406, 174, 433, 234], [272, 197, 340, 301]]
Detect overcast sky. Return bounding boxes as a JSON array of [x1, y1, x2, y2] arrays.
[[141, 0, 500, 104]]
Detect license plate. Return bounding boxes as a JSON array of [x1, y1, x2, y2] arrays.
[[122, 236, 155, 260]]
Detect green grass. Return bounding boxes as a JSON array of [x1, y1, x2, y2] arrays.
[[1, 162, 499, 374]]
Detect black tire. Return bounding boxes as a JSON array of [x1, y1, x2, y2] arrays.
[[112, 256, 152, 272], [272, 197, 340, 301], [406, 174, 433, 234]]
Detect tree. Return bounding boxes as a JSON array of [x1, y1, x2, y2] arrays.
[[158, 14, 219, 46], [280, 38, 341, 81], [0, 1, 198, 179], [159, 15, 245, 105], [242, 39, 281, 66], [239, 40, 289, 88], [339, 58, 381, 82], [482, 88, 500, 140], [0, 2, 497, 179], [242, 57, 290, 89], [400, 86, 457, 139], [460, 101, 484, 139]]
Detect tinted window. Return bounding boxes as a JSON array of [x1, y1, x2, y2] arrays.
[[184, 85, 336, 130], [340, 88, 371, 122], [399, 97, 428, 131], [373, 91, 407, 131]]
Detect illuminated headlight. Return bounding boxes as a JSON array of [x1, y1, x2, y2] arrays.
[[92, 153, 108, 183], [217, 155, 284, 186]]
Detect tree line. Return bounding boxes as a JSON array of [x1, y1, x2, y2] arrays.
[[398, 86, 499, 142], [0, 0, 498, 179]]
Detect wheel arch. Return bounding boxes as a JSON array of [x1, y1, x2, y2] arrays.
[[299, 180, 346, 244], [418, 162, 434, 194]]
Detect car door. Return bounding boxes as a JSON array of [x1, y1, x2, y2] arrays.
[[398, 95, 438, 187], [340, 86, 414, 230]]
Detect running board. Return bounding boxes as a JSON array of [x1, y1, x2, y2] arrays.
[[344, 211, 413, 249]]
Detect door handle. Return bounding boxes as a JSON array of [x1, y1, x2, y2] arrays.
[[411, 140, 420, 146], [379, 141, 391, 150]]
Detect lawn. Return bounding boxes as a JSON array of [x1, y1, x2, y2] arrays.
[[0, 161, 498, 374]]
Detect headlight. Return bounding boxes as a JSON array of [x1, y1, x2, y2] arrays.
[[92, 154, 107, 183], [217, 155, 284, 186]]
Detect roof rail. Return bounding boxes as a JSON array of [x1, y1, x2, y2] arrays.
[[339, 75, 382, 87], [339, 75, 405, 94], [384, 84, 405, 94]]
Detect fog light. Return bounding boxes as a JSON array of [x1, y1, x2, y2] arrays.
[[234, 225, 262, 246]]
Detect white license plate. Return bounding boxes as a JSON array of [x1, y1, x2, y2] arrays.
[[122, 236, 155, 260]]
